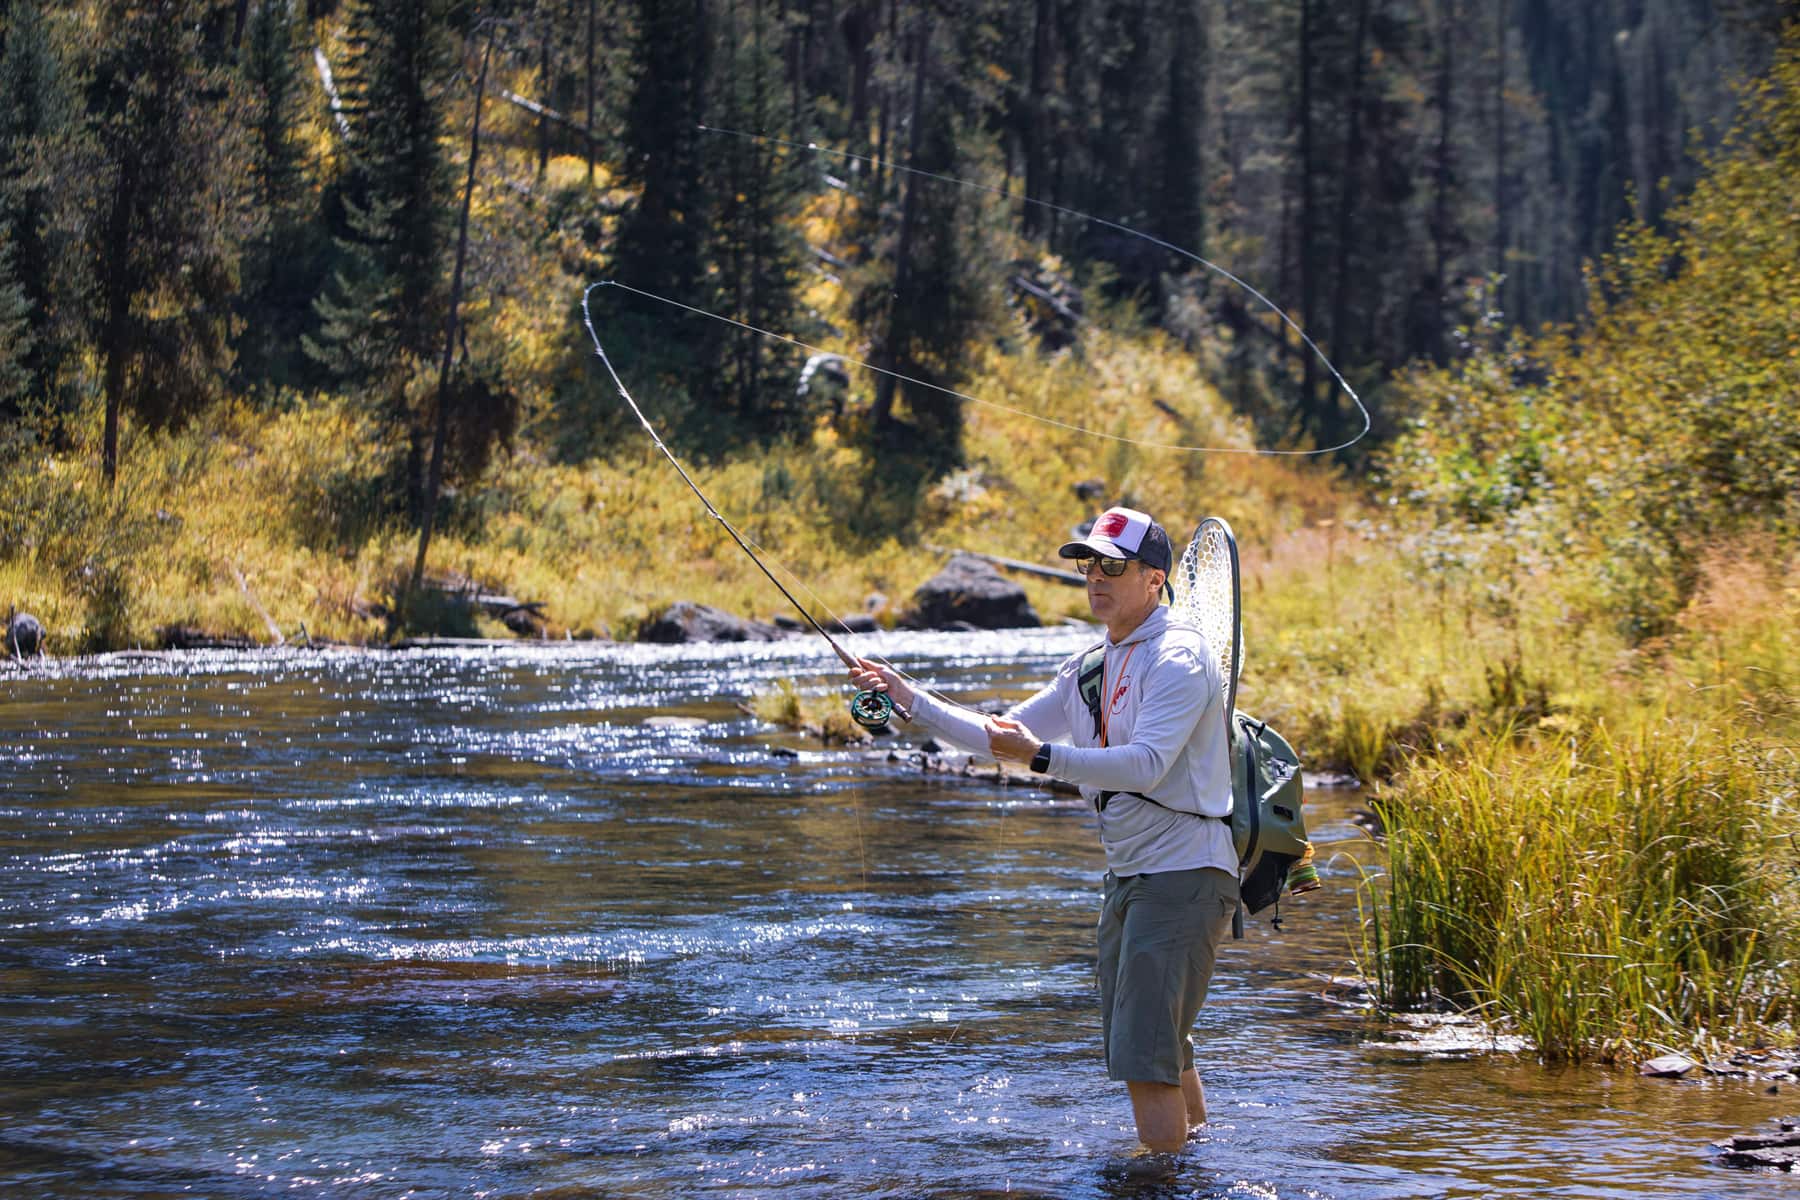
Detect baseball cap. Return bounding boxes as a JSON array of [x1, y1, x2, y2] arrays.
[[1058, 506, 1173, 572]]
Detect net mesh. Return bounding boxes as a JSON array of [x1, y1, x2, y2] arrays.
[[1171, 518, 1242, 705]]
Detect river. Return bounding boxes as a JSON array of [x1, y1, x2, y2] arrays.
[[1, 629, 1791, 1197]]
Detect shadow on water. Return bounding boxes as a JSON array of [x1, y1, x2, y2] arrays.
[[1, 634, 1795, 1197]]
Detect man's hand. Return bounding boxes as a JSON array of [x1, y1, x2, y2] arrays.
[[849, 657, 914, 710], [987, 716, 1042, 765]]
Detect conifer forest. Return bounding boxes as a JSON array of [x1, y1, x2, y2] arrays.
[[3, 1, 1792, 491]]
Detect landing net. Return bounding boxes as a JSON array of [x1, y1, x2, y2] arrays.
[[1171, 516, 1242, 721]]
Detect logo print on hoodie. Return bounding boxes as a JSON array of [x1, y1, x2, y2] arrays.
[[1110, 673, 1132, 715]]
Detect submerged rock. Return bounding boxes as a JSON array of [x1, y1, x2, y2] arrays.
[[876, 745, 1080, 797], [638, 601, 786, 644], [1714, 1117, 1800, 1171], [905, 554, 1039, 631]]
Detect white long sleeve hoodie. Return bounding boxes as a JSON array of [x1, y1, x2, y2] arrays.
[[906, 606, 1237, 877]]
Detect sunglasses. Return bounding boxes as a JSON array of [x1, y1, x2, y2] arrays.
[[1073, 555, 1132, 577]]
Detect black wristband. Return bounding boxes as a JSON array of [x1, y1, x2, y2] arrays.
[[1029, 744, 1052, 774]]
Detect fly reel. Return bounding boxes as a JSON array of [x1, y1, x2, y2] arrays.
[[849, 689, 894, 730]]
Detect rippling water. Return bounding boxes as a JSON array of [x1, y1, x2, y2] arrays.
[[1, 631, 1791, 1197]]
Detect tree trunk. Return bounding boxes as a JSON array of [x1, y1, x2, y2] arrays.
[[1327, 0, 1371, 422], [586, 0, 597, 184], [844, 1, 875, 154], [410, 29, 494, 604], [788, 0, 805, 132], [1156, 0, 1205, 257], [1297, 0, 1319, 425], [872, 0, 897, 202], [1493, 0, 1507, 311], [747, 0, 767, 415], [870, 15, 929, 430], [99, 162, 136, 487], [538, 13, 553, 179], [1429, 0, 1457, 362], [1021, 0, 1052, 235]]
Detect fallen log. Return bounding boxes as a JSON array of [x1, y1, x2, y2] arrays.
[[1009, 272, 1085, 329], [392, 637, 518, 650], [924, 544, 1085, 586], [228, 561, 285, 646], [499, 88, 586, 135]]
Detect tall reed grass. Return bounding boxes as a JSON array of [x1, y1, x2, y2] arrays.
[[1360, 721, 1799, 1061]]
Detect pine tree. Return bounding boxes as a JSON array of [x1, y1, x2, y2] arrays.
[[0, 0, 77, 432], [236, 0, 318, 390], [853, 8, 1005, 475], [1415, 0, 1470, 364], [409, 21, 509, 603], [84, 0, 248, 484], [613, 0, 709, 299], [705, 0, 813, 434], [0, 234, 31, 419], [303, 0, 452, 513], [597, 0, 716, 444], [1153, 0, 1207, 261]]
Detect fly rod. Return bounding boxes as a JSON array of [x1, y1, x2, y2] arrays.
[[580, 281, 902, 729]]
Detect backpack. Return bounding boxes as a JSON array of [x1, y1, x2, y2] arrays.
[[1227, 712, 1312, 919], [1076, 641, 1316, 931]]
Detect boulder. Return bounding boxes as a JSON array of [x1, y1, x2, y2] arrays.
[[638, 601, 787, 644], [1640, 1053, 1699, 1079], [905, 554, 1039, 631], [156, 625, 254, 651], [5, 611, 44, 658]]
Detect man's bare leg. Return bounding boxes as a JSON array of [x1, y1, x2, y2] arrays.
[[1181, 1067, 1206, 1126], [1126, 1081, 1190, 1153]]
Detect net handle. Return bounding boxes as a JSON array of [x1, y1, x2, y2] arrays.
[[1191, 516, 1242, 724]]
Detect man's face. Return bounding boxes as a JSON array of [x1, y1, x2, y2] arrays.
[[1083, 557, 1164, 625]]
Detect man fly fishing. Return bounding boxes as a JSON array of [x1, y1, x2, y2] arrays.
[[850, 506, 1237, 1157]]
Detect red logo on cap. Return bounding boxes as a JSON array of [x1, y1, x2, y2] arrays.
[[1094, 512, 1130, 539]]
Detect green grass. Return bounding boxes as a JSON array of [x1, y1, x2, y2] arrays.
[[749, 677, 875, 744], [1358, 719, 1799, 1062]]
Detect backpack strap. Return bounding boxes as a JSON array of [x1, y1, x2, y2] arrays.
[[1096, 788, 1230, 826], [1076, 642, 1107, 739], [1236, 714, 1264, 868], [1080, 642, 1163, 815]]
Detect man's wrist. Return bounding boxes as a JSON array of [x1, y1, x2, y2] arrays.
[[1028, 743, 1052, 774]]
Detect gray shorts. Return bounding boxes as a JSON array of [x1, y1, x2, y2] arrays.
[[1097, 866, 1238, 1086]]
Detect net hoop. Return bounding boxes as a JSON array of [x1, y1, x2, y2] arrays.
[[1171, 516, 1243, 724]]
